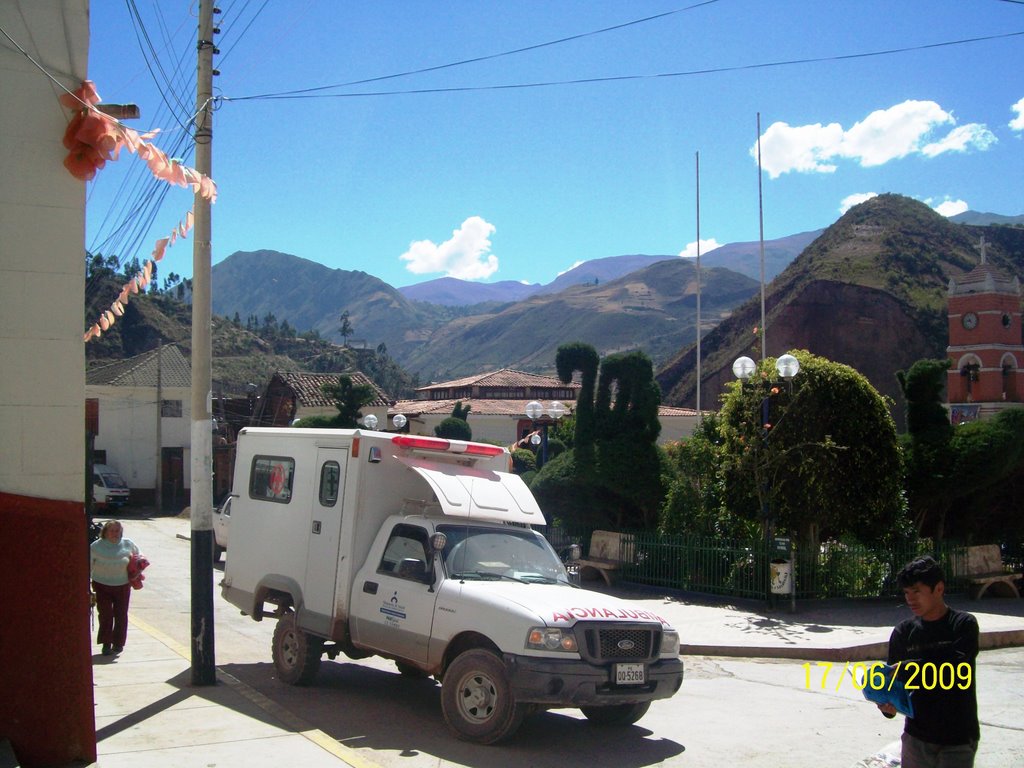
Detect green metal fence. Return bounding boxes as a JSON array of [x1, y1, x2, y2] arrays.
[[542, 526, 968, 600]]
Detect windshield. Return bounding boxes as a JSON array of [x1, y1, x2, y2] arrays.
[[99, 472, 127, 488], [438, 525, 570, 584]]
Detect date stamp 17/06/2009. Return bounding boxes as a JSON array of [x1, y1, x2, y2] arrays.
[[801, 661, 973, 693]]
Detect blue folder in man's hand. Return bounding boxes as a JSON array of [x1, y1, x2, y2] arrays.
[[860, 664, 915, 718]]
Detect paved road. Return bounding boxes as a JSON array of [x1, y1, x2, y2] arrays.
[[120, 515, 1024, 768]]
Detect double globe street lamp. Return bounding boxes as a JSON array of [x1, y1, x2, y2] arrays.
[[524, 400, 566, 467], [733, 352, 801, 609]]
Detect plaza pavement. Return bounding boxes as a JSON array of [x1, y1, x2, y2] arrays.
[[41, 514, 1024, 768]]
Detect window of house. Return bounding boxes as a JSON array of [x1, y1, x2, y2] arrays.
[[249, 455, 295, 503], [161, 399, 183, 417]]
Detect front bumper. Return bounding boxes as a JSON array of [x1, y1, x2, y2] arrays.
[[504, 653, 684, 707]]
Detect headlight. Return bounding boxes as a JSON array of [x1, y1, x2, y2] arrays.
[[526, 627, 578, 652], [660, 629, 679, 656]]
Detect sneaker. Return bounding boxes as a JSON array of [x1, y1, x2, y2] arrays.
[[101, 644, 112, 656], [113, 645, 124, 654]]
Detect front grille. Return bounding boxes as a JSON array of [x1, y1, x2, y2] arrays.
[[576, 622, 659, 663]]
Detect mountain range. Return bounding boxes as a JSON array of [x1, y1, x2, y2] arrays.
[[395, 230, 822, 307], [656, 196, 1024, 425], [89, 199, 1023, 425]]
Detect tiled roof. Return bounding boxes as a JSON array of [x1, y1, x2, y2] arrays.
[[949, 264, 1020, 296], [657, 405, 700, 417], [276, 371, 392, 408], [392, 397, 574, 417], [416, 368, 580, 392], [87, 345, 191, 388], [392, 399, 697, 418]]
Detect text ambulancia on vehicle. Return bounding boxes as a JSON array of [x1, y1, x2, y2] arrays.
[[221, 427, 683, 744]]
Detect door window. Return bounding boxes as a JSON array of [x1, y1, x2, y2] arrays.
[[378, 524, 430, 581], [319, 461, 341, 506]]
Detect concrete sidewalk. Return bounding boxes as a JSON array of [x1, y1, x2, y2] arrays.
[[75, 513, 1024, 767], [78, 584, 1024, 768]]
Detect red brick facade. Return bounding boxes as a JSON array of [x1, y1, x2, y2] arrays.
[[946, 251, 1024, 420]]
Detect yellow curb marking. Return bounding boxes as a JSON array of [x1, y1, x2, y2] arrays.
[[127, 615, 384, 768]]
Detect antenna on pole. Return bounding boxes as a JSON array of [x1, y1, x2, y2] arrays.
[[695, 151, 702, 420], [756, 112, 767, 361]]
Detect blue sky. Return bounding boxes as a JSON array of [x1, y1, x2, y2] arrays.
[[84, 1, 1024, 292]]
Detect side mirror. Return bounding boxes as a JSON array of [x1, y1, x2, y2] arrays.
[[429, 532, 448, 557]]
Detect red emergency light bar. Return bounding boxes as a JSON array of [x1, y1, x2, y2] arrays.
[[391, 435, 505, 457]]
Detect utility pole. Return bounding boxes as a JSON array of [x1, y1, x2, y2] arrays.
[[190, 0, 217, 686], [156, 339, 162, 514]]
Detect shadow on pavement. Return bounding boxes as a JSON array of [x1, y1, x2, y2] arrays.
[[219, 659, 685, 768]]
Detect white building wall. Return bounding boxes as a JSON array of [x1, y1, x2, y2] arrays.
[[91, 385, 192, 490], [0, 0, 89, 502]]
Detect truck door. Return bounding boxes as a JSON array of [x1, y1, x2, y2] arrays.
[[351, 522, 438, 665], [302, 449, 348, 631]]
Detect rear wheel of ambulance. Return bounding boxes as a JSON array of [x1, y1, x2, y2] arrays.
[[580, 701, 651, 726], [272, 613, 322, 685], [441, 649, 525, 744]]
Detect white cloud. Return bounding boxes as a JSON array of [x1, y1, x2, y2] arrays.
[[754, 100, 997, 178], [840, 192, 878, 214], [932, 198, 969, 217], [400, 216, 498, 280], [557, 260, 585, 277], [678, 238, 723, 258], [922, 124, 996, 157], [1010, 97, 1024, 131], [756, 121, 843, 177]]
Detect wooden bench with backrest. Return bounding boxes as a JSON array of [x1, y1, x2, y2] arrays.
[[956, 544, 1022, 599], [575, 530, 634, 587]]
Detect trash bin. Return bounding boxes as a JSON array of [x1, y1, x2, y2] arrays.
[[770, 559, 792, 594]]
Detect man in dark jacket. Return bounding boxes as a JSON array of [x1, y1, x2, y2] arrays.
[[879, 556, 979, 767]]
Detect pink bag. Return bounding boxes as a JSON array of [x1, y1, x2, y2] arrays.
[[127, 553, 150, 590]]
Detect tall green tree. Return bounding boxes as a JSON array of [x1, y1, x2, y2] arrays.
[[719, 350, 906, 550], [896, 359, 954, 536], [555, 342, 600, 475], [535, 344, 666, 529], [338, 310, 354, 346]]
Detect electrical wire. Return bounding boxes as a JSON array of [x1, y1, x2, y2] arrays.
[[228, 0, 722, 101], [125, 0, 194, 130], [224, 29, 1024, 102]]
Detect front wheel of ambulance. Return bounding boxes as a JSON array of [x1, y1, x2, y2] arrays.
[[272, 613, 322, 685], [441, 649, 526, 744], [580, 701, 651, 726]]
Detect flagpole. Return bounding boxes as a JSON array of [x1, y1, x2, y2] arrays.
[[695, 151, 702, 420], [756, 113, 767, 361]]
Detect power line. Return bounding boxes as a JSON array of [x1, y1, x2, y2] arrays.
[[228, 0, 721, 101], [223, 29, 1024, 102]]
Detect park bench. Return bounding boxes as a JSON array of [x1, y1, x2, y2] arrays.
[[575, 530, 634, 587], [956, 544, 1022, 599]]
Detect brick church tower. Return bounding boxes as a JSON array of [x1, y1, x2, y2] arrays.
[[946, 236, 1024, 423]]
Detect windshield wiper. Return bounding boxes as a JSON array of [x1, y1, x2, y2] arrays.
[[450, 571, 528, 584]]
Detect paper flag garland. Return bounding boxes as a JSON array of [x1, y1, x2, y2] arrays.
[[66, 81, 218, 343]]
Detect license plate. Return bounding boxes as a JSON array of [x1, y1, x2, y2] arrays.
[[615, 663, 646, 685]]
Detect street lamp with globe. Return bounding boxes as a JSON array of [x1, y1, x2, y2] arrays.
[[524, 400, 566, 467], [733, 353, 801, 608]]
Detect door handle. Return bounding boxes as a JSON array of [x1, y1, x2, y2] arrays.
[[363, 581, 378, 595], [312, 520, 322, 535]]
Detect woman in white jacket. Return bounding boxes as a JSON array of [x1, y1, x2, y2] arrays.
[[89, 520, 139, 656]]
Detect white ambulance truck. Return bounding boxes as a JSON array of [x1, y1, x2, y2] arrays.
[[221, 427, 683, 744]]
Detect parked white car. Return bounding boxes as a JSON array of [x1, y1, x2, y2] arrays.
[[212, 496, 231, 560]]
